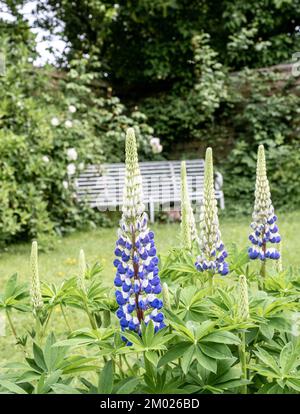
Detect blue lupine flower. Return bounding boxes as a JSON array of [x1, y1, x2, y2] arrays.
[[114, 129, 164, 342], [195, 148, 229, 281], [248, 146, 281, 267]]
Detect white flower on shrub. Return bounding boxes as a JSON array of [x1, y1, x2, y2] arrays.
[[67, 147, 78, 161], [150, 137, 160, 147], [152, 144, 163, 154], [42, 155, 49, 163], [51, 117, 60, 126], [67, 163, 76, 176], [63, 180, 69, 189], [68, 105, 77, 113], [150, 137, 163, 154], [78, 162, 85, 170], [64, 120, 73, 128]]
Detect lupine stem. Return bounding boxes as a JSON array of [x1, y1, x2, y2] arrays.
[[208, 274, 214, 295], [122, 354, 135, 376], [5, 310, 27, 356], [260, 260, 266, 278], [239, 331, 247, 394], [60, 304, 72, 332], [40, 307, 53, 341]]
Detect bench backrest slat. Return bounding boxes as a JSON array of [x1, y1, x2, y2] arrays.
[[75, 159, 224, 210]]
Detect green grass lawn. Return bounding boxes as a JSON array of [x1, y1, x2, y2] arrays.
[[0, 210, 300, 364]]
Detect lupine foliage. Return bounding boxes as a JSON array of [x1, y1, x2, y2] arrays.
[[0, 138, 299, 395]]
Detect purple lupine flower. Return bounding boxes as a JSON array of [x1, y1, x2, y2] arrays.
[[195, 148, 229, 281], [248, 145, 281, 269], [114, 129, 165, 342]]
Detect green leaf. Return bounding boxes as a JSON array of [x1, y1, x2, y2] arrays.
[[143, 321, 155, 347], [52, 384, 81, 394], [286, 378, 300, 392], [202, 331, 241, 345], [158, 342, 191, 367], [114, 377, 139, 394], [181, 345, 195, 374], [0, 379, 27, 394], [145, 351, 159, 366], [195, 346, 217, 373], [4, 274, 18, 300], [200, 343, 232, 360], [254, 347, 280, 375], [98, 360, 113, 394], [33, 343, 47, 372]]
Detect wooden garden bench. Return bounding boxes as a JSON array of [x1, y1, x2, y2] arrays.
[[75, 160, 225, 222]]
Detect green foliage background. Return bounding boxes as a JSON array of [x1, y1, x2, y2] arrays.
[[36, 0, 300, 213], [0, 19, 155, 244], [1, 0, 300, 243]]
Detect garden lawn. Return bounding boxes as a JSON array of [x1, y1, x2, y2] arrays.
[[0, 210, 300, 364]]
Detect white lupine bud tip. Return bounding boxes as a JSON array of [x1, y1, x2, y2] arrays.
[[206, 147, 213, 159]]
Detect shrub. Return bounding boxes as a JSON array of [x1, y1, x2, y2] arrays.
[[0, 24, 156, 245]]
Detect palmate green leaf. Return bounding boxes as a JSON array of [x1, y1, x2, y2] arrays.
[[60, 356, 99, 374], [279, 342, 300, 374], [121, 325, 172, 353], [15, 370, 41, 383], [0, 273, 29, 311], [33, 343, 47, 372], [195, 346, 217, 373], [199, 343, 232, 360], [177, 286, 208, 321], [52, 384, 81, 394], [169, 321, 196, 342], [141, 320, 155, 347], [43, 333, 67, 373], [144, 351, 159, 366], [54, 327, 115, 349], [158, 342, 191, 367], [114, 377, 140, 394], [250, 364, 280, 378], [54, 338, 97, 348], [194, 320, 216, 340], [286, 378, 300, 392], [4, 273, 18, 299], [0, 379, 27, 394], [98, 360, 113, 394], [42, 370, 63, 393], [257, 383, 285, 394], [181, 345, 195, 374], [253, 347, 281, 375], [202, 330, 241, 345]]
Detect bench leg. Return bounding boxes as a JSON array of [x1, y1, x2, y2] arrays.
[[149, 201, 155, 223], [220, 193, 225, 210]]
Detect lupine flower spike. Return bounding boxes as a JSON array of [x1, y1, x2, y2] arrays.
[[78, 249, 87, 291], [237, 275, 249, 322], [30, 241, 43, 313], [195, 148, 229, 290], [180, 161, 199, 250], [114, 128, 165, 343], [248, 145, 281, 277]]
